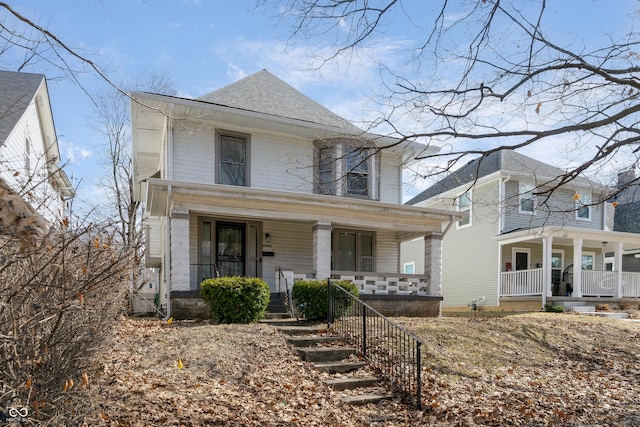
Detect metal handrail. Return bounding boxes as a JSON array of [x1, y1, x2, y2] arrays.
[[327, 280, 423, 409], [277, 268, 295, 316]]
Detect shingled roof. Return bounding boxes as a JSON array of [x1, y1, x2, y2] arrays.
[[197, 69, 362, 134], [0, 70, 45, 145], [406, 150, 593, 205]]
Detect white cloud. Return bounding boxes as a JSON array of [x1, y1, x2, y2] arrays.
[[59, 139, 91, 165]]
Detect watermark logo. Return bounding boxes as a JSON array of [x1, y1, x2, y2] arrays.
[[1, 407, 28, 423]]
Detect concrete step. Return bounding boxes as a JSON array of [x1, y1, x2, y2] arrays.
[[324, 376, 380, 391], [274, 325, 327, 335], [572, 306, 596, 313], [286, 335, 339, 347], [579, 311, 630, 319], [313, 361, 367, 373], [263, 312, 290, 320], [297, 347, 357, 362], [259, 318, 306, 327], [342, 393, 396, 406]]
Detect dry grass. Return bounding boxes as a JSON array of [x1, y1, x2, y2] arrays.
[[92, 313, 640, 426]]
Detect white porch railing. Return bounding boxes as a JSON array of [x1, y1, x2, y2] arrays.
[[500, 268, 640, 297], [331, 271, 433, 296], [623, 272, 640, 297], [581, 271, 616, 297], [500, 268, 544, 296]]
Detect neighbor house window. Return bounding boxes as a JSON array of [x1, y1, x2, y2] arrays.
[[575, 193, 591, 221], [457, 191, 472, 228], [217, 131, 249, 186], [333, 230, 375, 272], [519, 184, 536, 213], [403, 262, 415, 274], [25, 137, 31, 174]]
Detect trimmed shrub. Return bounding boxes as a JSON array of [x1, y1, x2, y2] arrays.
[[200, 277, 270, 323], [544, 303, 564, 313], [292, 279, 358, 321]]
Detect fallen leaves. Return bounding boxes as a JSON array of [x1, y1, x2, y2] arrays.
[[90, 314, 640, 426]]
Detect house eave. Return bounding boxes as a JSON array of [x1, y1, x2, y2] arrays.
[[145, 178, 459, 234], [494, 226, 640, 251]]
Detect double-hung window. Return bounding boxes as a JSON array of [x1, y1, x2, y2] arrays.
[[457, 191, 472, 228], [217, 131, 249, 186], [519, 184, 536, 214], [575, 193, 591, 221], [314, 140, 376, 199], [344, 146, 369, 197]]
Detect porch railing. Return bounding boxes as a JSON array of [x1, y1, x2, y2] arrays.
[[623, 272, 640, 297], [276, 268, 295, 315], [331, 271, 432, 296], [327, 280, 423, 409], [581, 271, 616, 297], [500, 268, 543, 296]]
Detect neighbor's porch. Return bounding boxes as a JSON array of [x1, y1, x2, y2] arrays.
[[496, 226, 640, 302]]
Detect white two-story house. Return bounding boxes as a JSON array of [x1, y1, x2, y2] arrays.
[[0, 70, 74, 224], [131, 70, 458, 318], [403, 150, 640, 311]]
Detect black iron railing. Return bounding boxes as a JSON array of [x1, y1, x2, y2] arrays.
[[327, 280, 423, 409], [277, 268, 295, 316]]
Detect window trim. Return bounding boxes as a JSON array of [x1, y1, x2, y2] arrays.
[[518, 183, 536, 214], [343, 144, 371, 198], [403, 261, 415, 275], [575, 192, 591, 221], [313, 139, 378, 200], [456, 191, 472, 229], [216, 129, 250, 187]]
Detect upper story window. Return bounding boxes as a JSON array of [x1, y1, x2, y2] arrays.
[[575, 192, 591, 221], [316, 146, 335, 195], [25, 137, 31, 174], [345, 146, 369, 197], [314, 140, 377, 199], [457, 191, 472, 228], [519, 184, 536, 214], [217, 130, 249, 186]]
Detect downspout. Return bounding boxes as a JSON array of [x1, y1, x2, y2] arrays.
[[162, 103, 175, 321]]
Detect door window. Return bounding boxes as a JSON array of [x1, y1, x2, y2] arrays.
[[216, 222, 245, 277]]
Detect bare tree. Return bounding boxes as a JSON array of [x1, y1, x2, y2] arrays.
[[267, 0, 640, 200], [93, 72, 176, 249]]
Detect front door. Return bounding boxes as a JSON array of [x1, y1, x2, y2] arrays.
[[216, 222, 245, 277]]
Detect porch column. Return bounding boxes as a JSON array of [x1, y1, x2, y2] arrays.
[[424, 232, 443, 296], [572, 238, 583, 297], [313, 220, 332, 280], [543, 236, 553, 298], [170, 209, 190, 292], [615, 241, 624, 298]]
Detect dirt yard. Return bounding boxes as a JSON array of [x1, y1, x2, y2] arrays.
[[92, 312, 640, 426]]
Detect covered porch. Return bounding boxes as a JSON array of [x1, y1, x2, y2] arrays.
[[496, 227, 640, 303], [144, 179, 458, 313]]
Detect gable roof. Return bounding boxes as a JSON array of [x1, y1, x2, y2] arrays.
[[406, 149, 594, 205], [197, 69, 363, 134], [613, 200, 640, 234], [0, 70, 45, 145]]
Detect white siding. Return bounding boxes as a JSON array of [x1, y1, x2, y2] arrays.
[[376, 230, 399, 273], [262, 220, 314, 291], [418, 181, 501, 307], [378, 151, 402, 204], [0, 100, 65, 222]]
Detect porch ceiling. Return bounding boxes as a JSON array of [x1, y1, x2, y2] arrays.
[[495, 226, 640, 251], [145, 178, 459, 234]]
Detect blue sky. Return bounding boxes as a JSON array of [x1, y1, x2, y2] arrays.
[[5, 0, 637, 207]]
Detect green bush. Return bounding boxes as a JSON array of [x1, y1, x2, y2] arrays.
[[292, 279, 358, 321], [544, 303, 564, 313], [200, 277, 270, 323]]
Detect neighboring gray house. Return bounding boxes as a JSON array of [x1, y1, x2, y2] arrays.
[[403, 150, 640, 311], [131, 70, 457, 318], [0, 70, 74, 223], [611, 169, 640, 271]]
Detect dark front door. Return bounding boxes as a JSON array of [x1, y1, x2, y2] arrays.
[[216, 222, 245, 277]]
